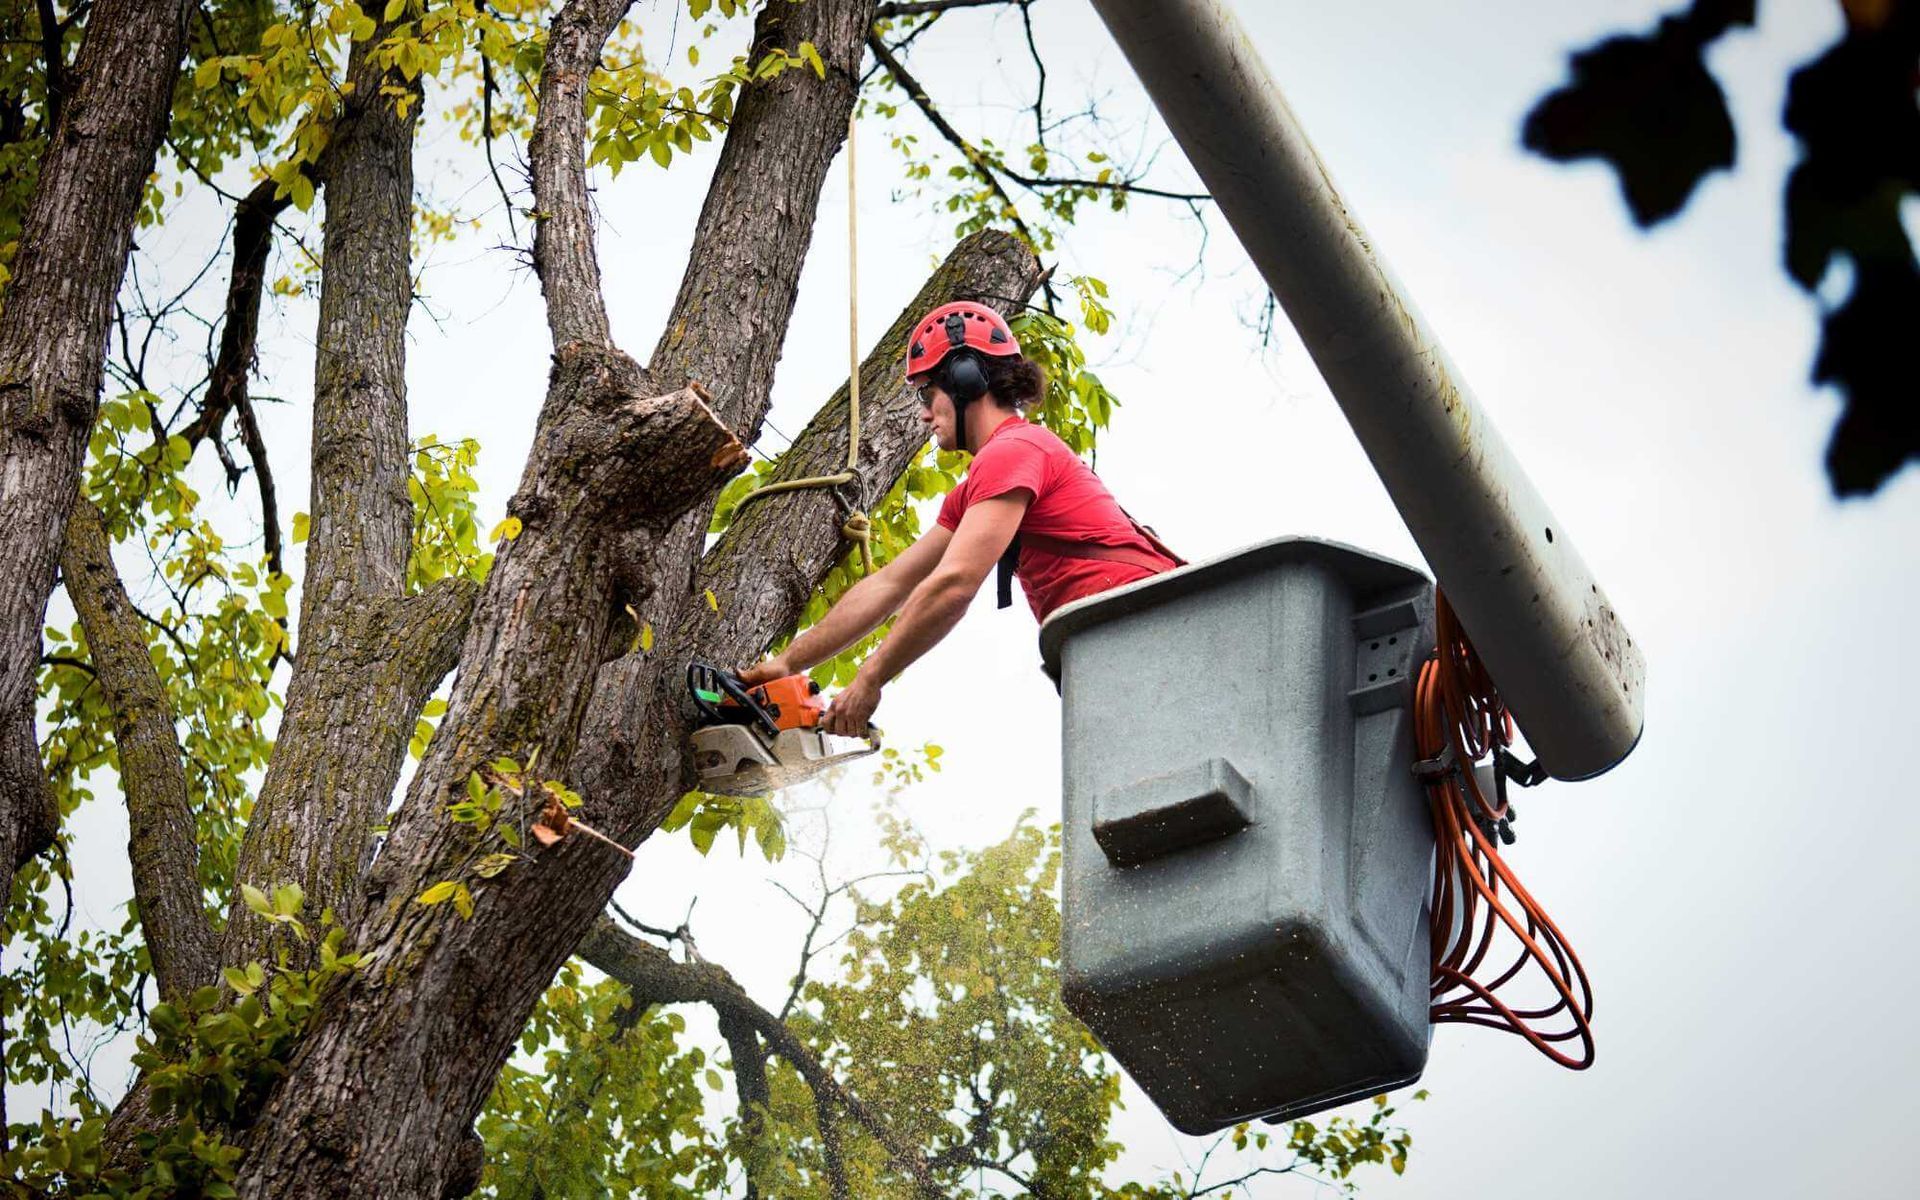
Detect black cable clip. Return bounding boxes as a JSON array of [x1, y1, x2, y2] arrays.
[[1411, 744, 1459, 783], [1495, 747, 1548, 788]]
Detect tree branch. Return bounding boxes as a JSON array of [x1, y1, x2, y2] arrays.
[[577, 916, 943, 1197], [865, 32, 1040, 247], [60, 498, 216, 1004], [177, 179, 292, 453], [232, 388, 284, 585], [0, 0, 195, 990], [875, 0, 1012, 16], [647, 0, 875, 431], [867, 29, 1207, 220], [528, 0, 633, 348], [34, 0, 67, 133], [717, 1011, 770, 1199], [689, 229, 1045, 669], [816, 1091, 850, 1200]]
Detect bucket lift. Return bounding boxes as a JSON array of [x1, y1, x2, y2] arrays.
[[1035, 0, 1649, 1132], [1043, 539, 1437, 1133]]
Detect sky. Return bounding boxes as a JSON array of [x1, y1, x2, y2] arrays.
[[22, 1, 1920, 1196]]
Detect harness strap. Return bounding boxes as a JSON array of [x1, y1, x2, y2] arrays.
[[995, 527, 1185, 609]]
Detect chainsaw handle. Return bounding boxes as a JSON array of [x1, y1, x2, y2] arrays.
[[687, 662, 781, 740]]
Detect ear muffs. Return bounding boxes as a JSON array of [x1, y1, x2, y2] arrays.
[[942, 351, 989, 405]]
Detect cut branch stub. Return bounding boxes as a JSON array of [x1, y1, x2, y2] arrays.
[[527, 348, 747, 532]]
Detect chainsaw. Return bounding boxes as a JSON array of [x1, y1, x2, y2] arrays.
[[686, 662, 880, 797]]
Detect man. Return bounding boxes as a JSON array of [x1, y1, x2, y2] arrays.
[[740, 301, 1180, 735]]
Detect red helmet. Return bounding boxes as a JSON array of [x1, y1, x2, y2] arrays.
[[905, 301, 1021, 379]]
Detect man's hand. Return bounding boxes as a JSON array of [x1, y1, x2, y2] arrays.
[[737, 656, 794, 688], [822, 672, 881, 738]]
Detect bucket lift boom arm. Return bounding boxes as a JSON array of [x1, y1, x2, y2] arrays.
[[1089, 0, 1645, 780]]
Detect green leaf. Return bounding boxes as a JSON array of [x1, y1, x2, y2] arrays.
[[688, 819, 718, 855], [384, 0, 406, 20], [241, 884, 272, 917], [223, 966, 258, 996]]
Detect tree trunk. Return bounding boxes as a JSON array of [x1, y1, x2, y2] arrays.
[[218, 23, 475, 975], [0, 0, 194, 1134]]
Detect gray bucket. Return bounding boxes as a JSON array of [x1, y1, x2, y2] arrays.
[[1039, 537, 1437, 1134]]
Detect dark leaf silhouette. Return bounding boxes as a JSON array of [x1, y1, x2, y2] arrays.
[[1816, 261, 1920, 493], [1527, 0, 1920, 496], [1522, 0, 1755, 225], [1784, 11, 1920, 495]]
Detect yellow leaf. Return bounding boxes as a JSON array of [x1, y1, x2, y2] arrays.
[[416, 880, 459, 905], [640, 622, 654, 652], [472, 853, 516, 879], [489, 515, 523, 542], [704, 589, 719, 613], [291, 512, 310, 543]]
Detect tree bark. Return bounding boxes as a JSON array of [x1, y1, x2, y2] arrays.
[[217, 22, 470, 974], [60, 498, 216, 1004], [219, 1, 876, 1192], [0, 0, 193, 900], [0, 0, 194, 1140]]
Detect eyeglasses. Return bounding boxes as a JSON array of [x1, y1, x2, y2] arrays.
[[913, 381, 940, 407]]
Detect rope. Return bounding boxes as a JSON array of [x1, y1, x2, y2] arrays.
[[1417, 589, 1596, 1069], [732, 109, 873, 574]]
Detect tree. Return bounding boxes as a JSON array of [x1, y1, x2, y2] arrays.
[[484, 804, 1421, 1199], [0, 0, 1226, 1195], [1521, 0, 1919, 496]]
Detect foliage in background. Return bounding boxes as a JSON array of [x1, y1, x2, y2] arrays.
[[7, 391, 284, 1122], [478, 962, 726, 1199], [470, 813, 1419, 1198], [4, 887, 363, 1198], [1523, 0, 1919, 496]]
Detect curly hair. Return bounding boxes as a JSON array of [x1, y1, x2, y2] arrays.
[[979, 352, 1046, 409]]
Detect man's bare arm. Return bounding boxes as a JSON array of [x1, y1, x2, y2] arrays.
[[740, 524, 953, 684], [821, 492, 1029, 735]]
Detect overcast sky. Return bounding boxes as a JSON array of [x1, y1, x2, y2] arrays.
[[28, 1, 1919, 1196]]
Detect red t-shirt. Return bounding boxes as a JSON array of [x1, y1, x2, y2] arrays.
[[936, 416, 1179, 621]]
